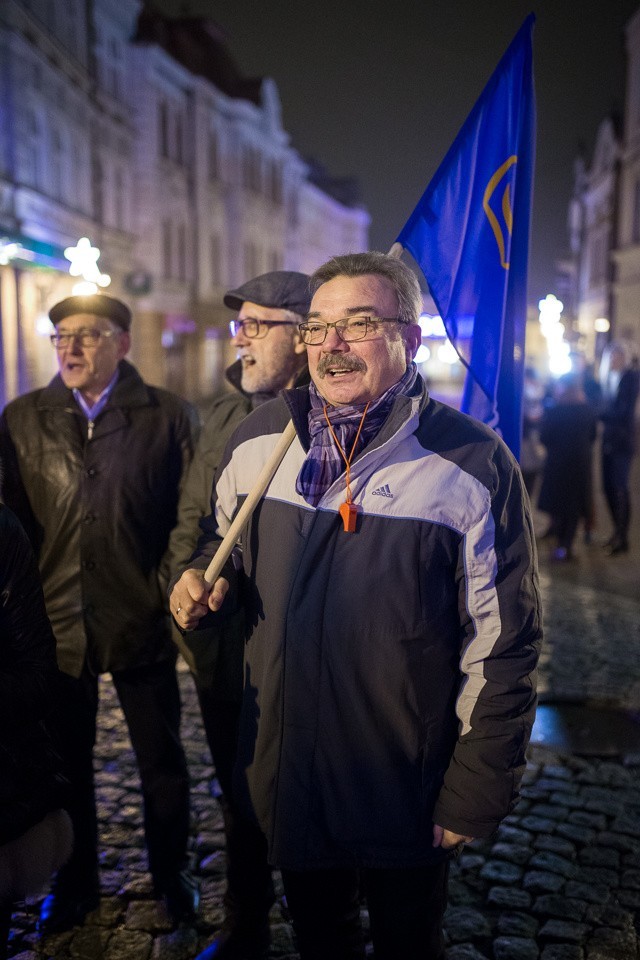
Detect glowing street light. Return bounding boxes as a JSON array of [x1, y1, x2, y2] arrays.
[[64, 237, 111, 294], [438, 341, 459, 365], [538, 293, 573, 377]]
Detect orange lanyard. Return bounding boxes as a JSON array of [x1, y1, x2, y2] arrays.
[[323, 402, 370, 531]]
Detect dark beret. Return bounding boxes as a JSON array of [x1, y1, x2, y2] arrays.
[[49, 294, 132, 331], [224, 271, 311, 316]]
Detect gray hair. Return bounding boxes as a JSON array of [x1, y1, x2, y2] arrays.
[[309, 252, 423, 326]]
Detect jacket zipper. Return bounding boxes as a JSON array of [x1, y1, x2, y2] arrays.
[[87, 419, 95, 440]]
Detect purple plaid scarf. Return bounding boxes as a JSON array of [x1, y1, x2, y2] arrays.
[[296, 363, 418, 507]]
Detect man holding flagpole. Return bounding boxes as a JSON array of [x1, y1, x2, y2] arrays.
[[170, 250, 541, 959]]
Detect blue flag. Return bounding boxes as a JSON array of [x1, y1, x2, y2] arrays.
[[396, 14, 536, 458]]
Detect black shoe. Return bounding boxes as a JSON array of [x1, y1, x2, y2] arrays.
[[156, 869, 200, 922], [37, 888, 100, 935], [605, 540, 629, 556], [194, 926, 270, 959]]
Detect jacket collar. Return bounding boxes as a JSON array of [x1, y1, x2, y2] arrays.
[[283, 372, 429, 454]]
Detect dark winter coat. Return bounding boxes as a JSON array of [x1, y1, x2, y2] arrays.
[[601, 368, 640, 457], [0, 505, 66, 846], [168, 360, 309, 684], [538, 402, 597, 518], [0, 361, 197, 678], [190, 377, 542, 871]]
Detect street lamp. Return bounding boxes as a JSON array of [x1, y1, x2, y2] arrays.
[[64, 237, 111, 294]]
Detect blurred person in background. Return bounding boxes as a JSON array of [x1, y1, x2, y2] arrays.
[[519, 365, 546, 499], [571, 352, 603, 543], [598, 342, 640, 555], [538, 373, 597, 562]]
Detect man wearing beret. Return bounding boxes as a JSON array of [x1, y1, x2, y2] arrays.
[[0, 293, 200, 933], [169, 271, 309, 960]]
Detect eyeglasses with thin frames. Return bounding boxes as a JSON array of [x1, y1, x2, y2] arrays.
[[297, 315, 406, 345], [50, 328, 120, 349], [229, 318, 298, 340]]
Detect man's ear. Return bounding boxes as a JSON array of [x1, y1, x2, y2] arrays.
[[404, 323, 422, 361], [117, 331, 132, 359], [293, 333, 307, 355]]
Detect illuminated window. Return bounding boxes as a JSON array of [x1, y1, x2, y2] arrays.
[[50, 127, 63, 200], [267, 249, 281, 272], [24, 109, 42, 189], [114, 168, 124, 229], [158, 100, 169, 158], [633, 179, 640, 244], [107, 39, 120, 98], [177, 224, 187, 282], [287, 191, 299, 228], [65, 0, 77, 54], [93, 157, 104, 222], [162, 220, 172, 278], [210, 233, 221, 286], [268, 160, 282, 204], [242, 146, 261, 192], [244, 241, 259, 278], [208, 130, 219, 181], [175, 114, 184, 165]]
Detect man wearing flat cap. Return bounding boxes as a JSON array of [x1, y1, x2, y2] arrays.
[[168, 271, 309, 960], [0, 293, 200, 933]]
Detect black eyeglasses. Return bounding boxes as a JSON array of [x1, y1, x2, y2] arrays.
[[229, 318, 298, 340], [297, 315, 406, 345], [50, 328, 120, 349]]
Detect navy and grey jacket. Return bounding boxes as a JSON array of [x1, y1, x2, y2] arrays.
[[192, 375, 542, 870]]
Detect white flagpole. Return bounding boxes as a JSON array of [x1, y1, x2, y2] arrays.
[[203, 419, 297, 586]]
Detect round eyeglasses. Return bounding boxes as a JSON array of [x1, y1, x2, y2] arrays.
[[229, 318, 298, 340], [297, 315, 406, 345], [50, 328, 119, 349]]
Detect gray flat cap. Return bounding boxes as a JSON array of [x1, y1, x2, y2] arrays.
[[224, 271, 311, 315]]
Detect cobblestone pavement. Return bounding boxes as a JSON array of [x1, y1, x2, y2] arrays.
[[6, 457, 640, 959]]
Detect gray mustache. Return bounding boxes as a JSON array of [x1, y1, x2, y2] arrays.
[[316, 355, 366, 378]]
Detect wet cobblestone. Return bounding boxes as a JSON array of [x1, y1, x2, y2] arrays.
[[6, 668, 640, 959]]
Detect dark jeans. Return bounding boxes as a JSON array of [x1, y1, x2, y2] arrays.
[[281, 862, 449, 960], [551, 510, 580, 553], [602, 450, 632, 543], [53, 659, 190, 890], [0, 900, 11, 960], [194, 683, 274, 929]]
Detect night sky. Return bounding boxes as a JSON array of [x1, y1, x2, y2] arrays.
[[155, 0, 638, 306]]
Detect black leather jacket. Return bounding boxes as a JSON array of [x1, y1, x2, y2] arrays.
[[0, 504, 66, 844], [0, 361, 197, 677]]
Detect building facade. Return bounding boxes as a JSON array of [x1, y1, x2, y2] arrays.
[[567, 5, 640, 362], [0, 0, 369, 407], [563, 119, 620, 362], [612, 5, 640, 348]]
